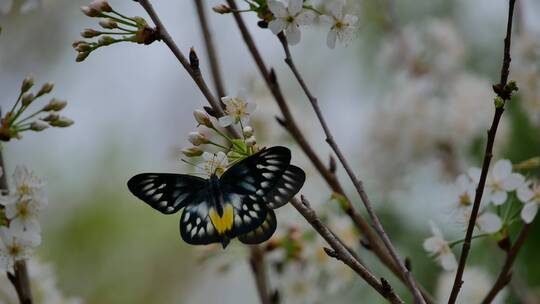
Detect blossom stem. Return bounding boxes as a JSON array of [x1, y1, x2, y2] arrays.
[[303, 5, 323, 15], [13, 109, 43, 125], [110, 9, 139, 25], [448, 234, 489, 248], [8, 92, 24, 119], [99, 12, 138, 28]]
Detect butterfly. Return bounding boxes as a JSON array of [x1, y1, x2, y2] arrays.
[[127, 146, 305, 248]]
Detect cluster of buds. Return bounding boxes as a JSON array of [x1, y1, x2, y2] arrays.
[[73, 0, 160, 62], [181, 92, 260, 177], [0, 76, 74, 141]]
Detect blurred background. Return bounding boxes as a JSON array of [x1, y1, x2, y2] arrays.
[[1, 0, 540, 303]]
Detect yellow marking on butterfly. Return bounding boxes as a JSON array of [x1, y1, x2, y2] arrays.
[[209, 204, 234, 234]]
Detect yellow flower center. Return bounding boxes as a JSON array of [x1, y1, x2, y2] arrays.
[[18, 184, 31, 196], [8, 244, 21, 256], [459, 192, 471, 206]]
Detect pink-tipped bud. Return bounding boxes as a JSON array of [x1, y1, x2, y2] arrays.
[[21, 75, 34, 93], [212, 4, 232, 14], [246, 136, 256, 147], [37, 82, 54, 97], [42, 99, 67, 112], [182, 147, 204, 157], [76, 52, 90, 62], [89, 0, 112, 12], [98, 35, 115, 46], [42, 112, 59, 122], [49, 116, 74, 128], [99, 18, 118, 29], [242, 126, 253, 137], [188, 132, 209, 146], [81, 5, 100, 17], [193, 110, 212, 128], [81, 28, 101, 38], [21, 92, 35, 106], [30, 120, 49, 132]]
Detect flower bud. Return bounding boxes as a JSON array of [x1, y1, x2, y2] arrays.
[[37, 82, 54, 97], [49, 117, 74, 127], [99, 18, 118, 29], [132, 16, 148, 26], [188, 132, 209, 146], [30, 120, 49, 132], [212, 4, 232, 14], [42, 99, 67, 112], [75, 43, 92, 52], [21, 93, 35, 106], [72, 40, 85, 48], [246, 136, 256, 147], [76, 52, 90, 62], [81, 28, 101, 38], [243, 126, 253, 137], [42, 112, 59, 122], [98, 35, 115, 46], [182, 147, 204, 157], [89, 0, 112, 12], [193, 110, 212, 128], [21, 75, 34, 93], [81, 6, 100, 17]]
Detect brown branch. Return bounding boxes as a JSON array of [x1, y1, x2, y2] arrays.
[[482, 223, 533, 303], [223, 1, 434, 302], [276, 34, 425, 304], [448, 1, 517, 303], [293, 196, 404, 304], [249, 245, 272, 304], [0, 147, 33, 304], [193, 0, 227, 99]]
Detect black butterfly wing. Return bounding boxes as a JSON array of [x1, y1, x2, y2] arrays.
[[179, 190, 223, 245], [238, 208, 277, 244], [220, 146, 291, 234], [127, 173, 206, 214], [265, 165, 305, 209]]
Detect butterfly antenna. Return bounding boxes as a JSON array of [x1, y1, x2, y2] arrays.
[[181, 158, 206, 171]]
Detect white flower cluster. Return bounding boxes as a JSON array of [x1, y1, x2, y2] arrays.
[[424, 159, 537, 271], [267, 0, 358, 48], [0, 166, 46, 273], [183, 91, 258, 177]]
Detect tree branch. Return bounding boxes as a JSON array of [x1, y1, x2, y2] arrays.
[[276, 33, 425, 304], [481, 223, 533, 303], [293, 196, 404, 304], [0, 147, 33, 304], [447, 1, 517, 303], [193, 0, 227, 100], [249, 245, 272, 304]]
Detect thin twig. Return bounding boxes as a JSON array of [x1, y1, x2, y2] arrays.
[[276, 33, 426, 304], [293, 196, 404, 304], [249, 245, 272, 304], [223, 1, 433, 302], [0, 147, 33, 304], [448, 1, 517, 303], [193, 0, 227, 100], [481, 223, 533, 303]]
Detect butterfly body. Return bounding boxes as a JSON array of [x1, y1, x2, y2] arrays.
[[128, 146, 305, 248]]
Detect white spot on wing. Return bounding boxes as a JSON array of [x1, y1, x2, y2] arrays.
[[184, 212, 191, 222], [253, 203, 260, 211]]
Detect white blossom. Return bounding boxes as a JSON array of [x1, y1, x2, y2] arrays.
[[218, 91, 256, 127], [320, 0, 358, 49], [458, 209, 502, 234], [468, 159, 524, 206], [267, 0, 316, 45], [197, 152, 229, 177], [4, 197, 42, 235], [0, 227, 40, 273], [452, 174, 475, 211], [517, 182, 540, 223], [0, 165, 47, 207], [423, 221, 457, 271]]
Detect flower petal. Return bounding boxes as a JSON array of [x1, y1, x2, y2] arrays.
[[517, 185, 534, 203], [287, 0, 303, 15], [501, 173, 525, 191], [268, 0, 287, 18], [423, 237, 443, 253], [268, 19, 286, 35], [286, 25, 301, 45], [521, 202, 538, 224], [319, 15, 334, 25], [493, 159, 512, 180], [296, 11, 316, 26], [440, 252, 458, 271], [344, 14, 359, 25], [477, 213, 502, 233], [491, 190, 507, 206], [218, 116, 233, 127], [326, 29, 337, 49], [467, 167, 481, 184]]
